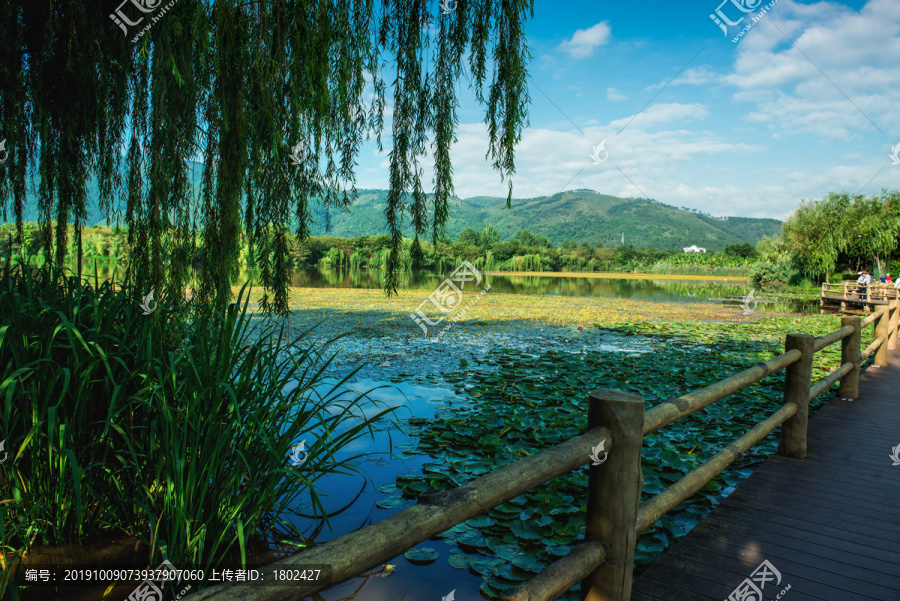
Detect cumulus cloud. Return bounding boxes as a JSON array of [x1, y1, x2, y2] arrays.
[[724, 0, 900, 137], [558, 22, 611, 58]]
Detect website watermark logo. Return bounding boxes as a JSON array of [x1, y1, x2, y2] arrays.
[[441, 590, 456, 601], [890, 142, 900, 166], [741, 289, 758, 315], [289, 440, 309, 467], [410, 260, 490, 342], [890, 444, 900, 466], [0, 140, 8, 163], [590, 140, 608, 165], [588, 440, 608, 465], [110, 0, 181, 44], [288, 141, 304, 166], [140, 290, 158, 315], [0, 440, 7, 464], [725, 559, 790, 601], [128, 559, 190, 601], [709, 0, 779, 43], [439, 0, 458, 15]]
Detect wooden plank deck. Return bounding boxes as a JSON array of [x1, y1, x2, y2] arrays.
[[631, 360, 900, 601]]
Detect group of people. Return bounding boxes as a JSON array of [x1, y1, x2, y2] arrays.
[[856, 270, 900, 300]]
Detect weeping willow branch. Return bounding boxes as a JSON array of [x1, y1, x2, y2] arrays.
[[0, 0, 535, 313]]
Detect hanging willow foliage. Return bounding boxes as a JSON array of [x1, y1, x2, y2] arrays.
[[0, 0, 534, 314]]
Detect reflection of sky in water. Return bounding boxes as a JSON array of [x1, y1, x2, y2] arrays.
[[270, 377, 486, 601]]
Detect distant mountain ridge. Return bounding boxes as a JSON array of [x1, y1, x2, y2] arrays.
[[4, 164, 781, 251], [307, 189, 782, 251]]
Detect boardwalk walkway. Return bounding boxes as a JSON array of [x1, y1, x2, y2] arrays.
[[631, 360, 900, 601]]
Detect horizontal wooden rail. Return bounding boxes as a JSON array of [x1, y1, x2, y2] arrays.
[[862, 312, 880, 327], [500, 541, 606, 601], [642, 349, 801, 436], [814, 325, 855, 351], [808, 362, 854, 401], [190, 427, 610, 600], [635, 402, 798, 534], [861, 337, 885, 362]]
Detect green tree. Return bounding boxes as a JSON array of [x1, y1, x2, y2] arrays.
[[724, 242, 756, 259], [0, 0, 535, 313], [513, 229, 550, 248], [845, 191, 900, 275], [480, 224, 500, 247], [782, 193, 851, 281], [457, 228, 481, 246]]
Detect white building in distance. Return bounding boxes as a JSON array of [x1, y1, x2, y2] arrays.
[[683, 245, 706, 253]]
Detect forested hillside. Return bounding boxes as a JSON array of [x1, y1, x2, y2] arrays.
[[4, 166, 781, 251]]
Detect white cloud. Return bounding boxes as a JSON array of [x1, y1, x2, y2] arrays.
[[724, 0, 900, 137], [608, 103, 709, 131], [607, 87, 628, 101], [558, 22, 611, 58], [645, 66, 719, 91], [673, 66, 718, 86]]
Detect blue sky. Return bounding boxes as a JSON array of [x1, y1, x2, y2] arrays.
[[353, 0, 900, 220]]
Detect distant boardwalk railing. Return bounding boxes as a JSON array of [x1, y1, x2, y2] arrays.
[[821, 280, 899, 311], [191, 301, 899, 601]]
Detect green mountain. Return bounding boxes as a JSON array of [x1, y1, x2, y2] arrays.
[[3, 164, 781, 251], [308, 188, 782, 251]]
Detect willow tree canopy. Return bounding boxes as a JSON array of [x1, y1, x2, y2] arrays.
[[0, 0, 534, 313]]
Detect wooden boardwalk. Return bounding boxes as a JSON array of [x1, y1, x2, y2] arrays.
[[631, 361, 900, 601]]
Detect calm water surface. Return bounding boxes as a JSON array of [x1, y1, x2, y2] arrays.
[[71, 263, 818, 313]]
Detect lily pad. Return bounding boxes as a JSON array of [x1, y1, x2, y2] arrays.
[[403, 547, 439, 565], [375, 496, 409, 509]]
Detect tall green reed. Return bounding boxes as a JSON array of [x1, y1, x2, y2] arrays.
[[0, 256, 396, 596]]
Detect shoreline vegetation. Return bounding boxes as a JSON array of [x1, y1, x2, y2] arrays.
[[0, 221, 805, 285], [0, 221, 837, 305], [0, 222, 759, 277]]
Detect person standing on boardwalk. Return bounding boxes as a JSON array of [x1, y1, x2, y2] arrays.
[[857, 271, 869, 300]]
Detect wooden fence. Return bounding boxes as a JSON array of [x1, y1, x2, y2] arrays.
[[821, 281, 899, 311], [191, 300, 900, 601]]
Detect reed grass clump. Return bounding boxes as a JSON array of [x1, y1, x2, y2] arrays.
[[0, 257, 395, 597]]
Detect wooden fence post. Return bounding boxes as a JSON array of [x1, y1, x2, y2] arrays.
[[778, 334, 815, 459], [875, 306, 889, 367], [888, 300, 898, 351], [839, 316, 861, 400], [583, 390, 644, 601]]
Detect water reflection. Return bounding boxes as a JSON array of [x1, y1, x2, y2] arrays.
[[69, 263, 818, 313]]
